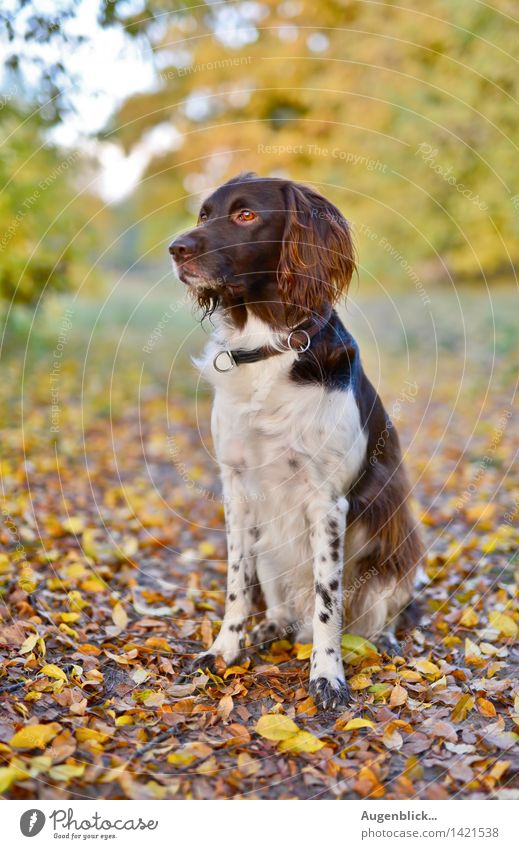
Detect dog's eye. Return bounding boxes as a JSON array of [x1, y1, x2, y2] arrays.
[[234, 209, 256, 224], [198, 210, 208, 223]]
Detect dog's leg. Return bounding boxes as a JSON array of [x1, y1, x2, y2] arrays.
[[307, 493, 349, 709], [189, 467, 255, 673], [250, 554, 296, 649]]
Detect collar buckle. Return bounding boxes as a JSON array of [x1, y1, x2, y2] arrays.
[[213, 349, 236, 373], [287, 328, 311, 353]]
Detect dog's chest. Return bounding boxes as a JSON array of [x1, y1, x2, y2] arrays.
[[202, 342, 367, 490]]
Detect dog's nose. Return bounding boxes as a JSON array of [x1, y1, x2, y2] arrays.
[[169, 234, 198, 261]]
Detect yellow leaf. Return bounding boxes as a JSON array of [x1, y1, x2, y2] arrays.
[[68, 590, 88, 611], [19, 633, 39, 655], [489, 612, 518, 639], [465, 638, 482, 662], [349, 673, 372, 690], [19, 567, 38, 593], [223, 664, 249, 677], [452, 693, 475, 721], [256, 713, 300, 741], [465, 503, 497, 526], [145, 637, 173, 653], [490, 761, 510, 781], [295, 643, 312, 660], [62, 517, 84, 534], [482, 525, 516, 554], [40, 664, 68, 682], [0, 765, 26, 793], [480, 642, 500, 656], [400, 669, 422, 682], [64, 562, 87, 579], [414, 659, 441, 678], [368, 683, 392, 700], [198, 541, 216, 557], [341, 633, 379, 661], [81, 577, 107, 593], [459, 607, 478, 628], [115, 715, 134, 727], [82, 528, 99, 559], [75, 728, 109, 744], [10, 723, 60, 750], [344, 717, 374, 731], [58, 613, 81, 623], [48, 763, 85, 781], [278, 730, 325, 753], [29, 755, 52, 777], [167, 749, 198, 766], [112, 603, 128, 630]]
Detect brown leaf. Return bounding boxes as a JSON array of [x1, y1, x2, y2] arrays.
[[390, 683, 408, 707], [217, 694, 234, 721], [476, 697, 496, 717]]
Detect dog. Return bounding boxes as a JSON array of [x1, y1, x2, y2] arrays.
[[169, 173, 423, 709]]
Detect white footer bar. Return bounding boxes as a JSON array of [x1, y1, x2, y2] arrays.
[[3, 798, 516, 849]]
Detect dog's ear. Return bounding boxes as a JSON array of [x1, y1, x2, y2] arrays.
[[277, 183, 355, 324]]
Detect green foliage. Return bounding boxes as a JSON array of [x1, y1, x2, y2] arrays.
[[113, 0, 519, 283], [0, 105, 100, 304]]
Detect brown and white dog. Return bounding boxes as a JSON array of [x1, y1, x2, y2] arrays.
[[169, 173, 423, 709]]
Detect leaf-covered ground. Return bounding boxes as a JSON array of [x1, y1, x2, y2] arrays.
[[0, 283, 518, 799]]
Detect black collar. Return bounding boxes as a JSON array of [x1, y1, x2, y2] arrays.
[[212, 305, 332, 373]]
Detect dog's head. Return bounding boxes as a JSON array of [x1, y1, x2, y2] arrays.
[[169, 173, 355, 323]]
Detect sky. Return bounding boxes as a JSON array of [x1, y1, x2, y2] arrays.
[[3, 1, 327, 202], [4, 0, 267, 203], [0, 0, 161, 202], [51, 1, 159, 202]]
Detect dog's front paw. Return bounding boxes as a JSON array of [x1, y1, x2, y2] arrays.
[[177, 652, 217, 683], [377, 631, 402, 657], [250, 619, 287, 650], [309, 675, 350, 711]]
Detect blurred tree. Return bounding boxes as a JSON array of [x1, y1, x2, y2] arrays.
[[111, 0, 519, 284], [0, 0, 173, 122], [1, 1, 517, 287], [0, 104, 101, 304]]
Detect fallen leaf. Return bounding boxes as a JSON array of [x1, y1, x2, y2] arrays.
[[414, 659, 441, 678], [349, 672, 372, 690], [459, 607, 479, 627], [217, 694, 233, 721], [40, 664, 68, 682], [256, 714, 300, 741], [48, 763, 85, 781], [10, 723, 61, 750], [344, 718, 374, 731], [383, 726, 403, 749], [477, 697, 496, 717], [112, 603, 129, 630], [489, 612, 517, 639], [278, 730, 325, 753], [390, 683, 408, 707], [452, 694, 475, 722]]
